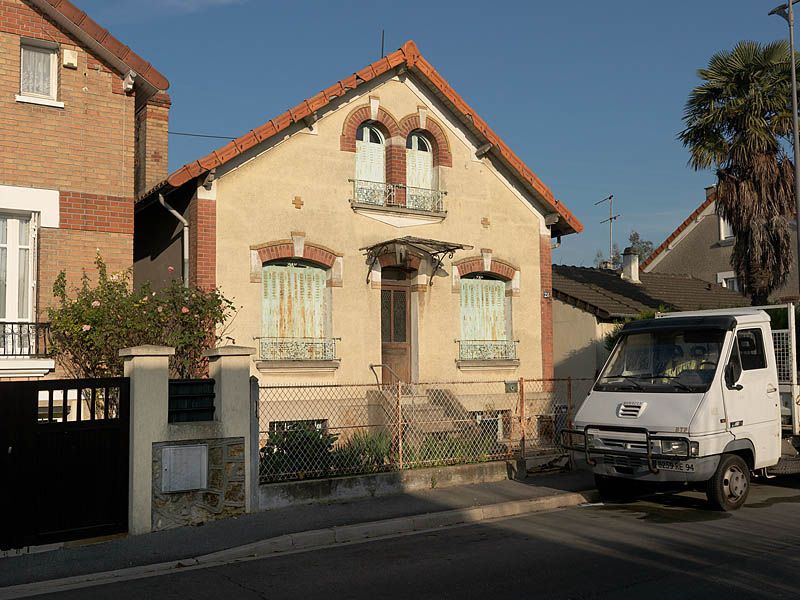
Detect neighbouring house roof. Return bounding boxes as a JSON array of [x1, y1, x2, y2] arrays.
[[28, 0, 169, 94], [139, 40, 582, 237], [552, 264, 749, 320], [640, 189, 716, 272]]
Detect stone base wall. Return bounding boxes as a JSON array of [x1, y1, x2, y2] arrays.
[[151, 437, 245, 531]]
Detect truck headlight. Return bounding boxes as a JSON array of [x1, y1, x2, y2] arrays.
[[660, 440, 688, 456]]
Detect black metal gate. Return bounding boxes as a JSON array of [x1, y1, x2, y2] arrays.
[[0, 377, 129, 550]]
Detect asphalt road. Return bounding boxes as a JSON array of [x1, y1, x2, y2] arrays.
[[37, 479, 800, 599]]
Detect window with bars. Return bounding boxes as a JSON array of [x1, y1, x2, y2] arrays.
[[260, 262, 332, 360]]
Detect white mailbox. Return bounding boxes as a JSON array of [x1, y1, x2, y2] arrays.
[[161, 444, 208, 493]]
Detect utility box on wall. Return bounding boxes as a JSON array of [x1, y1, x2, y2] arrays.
[[161, 444, 208, 493]]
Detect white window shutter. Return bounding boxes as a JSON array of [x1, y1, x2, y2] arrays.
[[356, 138, 385, 183], [406, 147, 433, 190], [460, 279, 507, 341], [262, 264, 326, 340]]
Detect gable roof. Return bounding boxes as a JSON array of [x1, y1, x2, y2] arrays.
[[640, 188, 716, 271], [28, 0, 169, 93], [552, 264, 748, 320], [141, 40, 582, 236]]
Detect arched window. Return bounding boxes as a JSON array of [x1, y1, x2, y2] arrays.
[[261, 260, 331, 360], [459, 273, 514, 361], [406, 130, 434, 191], [355, 122, 385, 184]]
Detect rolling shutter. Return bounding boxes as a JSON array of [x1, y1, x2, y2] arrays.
[[262, 264, 326, 340]]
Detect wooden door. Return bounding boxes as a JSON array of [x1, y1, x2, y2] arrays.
[[381, 282, 411, 384]]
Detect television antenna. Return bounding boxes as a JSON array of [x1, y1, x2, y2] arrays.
[[595, 194, 620, 265]]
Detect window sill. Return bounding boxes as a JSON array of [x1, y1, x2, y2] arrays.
[[256, 359, 341, 374], [456, 359, 520, 371], [15, 95, 64, 109], [0, 357, 55, 378]]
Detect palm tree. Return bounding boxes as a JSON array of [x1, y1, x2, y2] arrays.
[[679, 40, 797, 305]]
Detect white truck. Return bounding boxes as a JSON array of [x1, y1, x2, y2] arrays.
[[563, 305, 800, 511]]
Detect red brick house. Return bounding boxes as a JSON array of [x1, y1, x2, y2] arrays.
[[0, 0, 169, 377]]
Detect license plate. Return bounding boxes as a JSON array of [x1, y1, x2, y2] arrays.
[[655, 460, 695, 472]]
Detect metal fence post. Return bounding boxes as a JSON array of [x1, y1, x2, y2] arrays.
[[397, 380, 404, 470], [518, 377, 525, 460], [566, 376, 574, 471]]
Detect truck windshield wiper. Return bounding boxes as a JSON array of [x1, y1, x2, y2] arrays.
[[599, 374, 645, 390], [652, 374, 693, 391]]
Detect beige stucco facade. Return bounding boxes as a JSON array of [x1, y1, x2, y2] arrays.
[[553, 300, 615, 381], [192, 73, 558, 384]]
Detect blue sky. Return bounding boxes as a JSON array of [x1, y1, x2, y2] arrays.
[[76, 0, 792, 265]]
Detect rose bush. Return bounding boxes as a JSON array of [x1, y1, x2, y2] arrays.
[[49, 254, 236, 379]]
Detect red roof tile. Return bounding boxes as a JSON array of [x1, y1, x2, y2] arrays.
[[38, 0, 169, 91], [152, 41, 581, 234]]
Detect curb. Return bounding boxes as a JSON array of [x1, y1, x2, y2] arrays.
[[0, 489, 597, 600]]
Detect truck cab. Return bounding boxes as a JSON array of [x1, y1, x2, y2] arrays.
[[565, 308, 785, 510]]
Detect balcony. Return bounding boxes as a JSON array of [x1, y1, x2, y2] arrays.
[[456, 339, 520, 370], [0, 322, 51, 357], [255, 337, 341, 374], [349, 180, 447, 226]]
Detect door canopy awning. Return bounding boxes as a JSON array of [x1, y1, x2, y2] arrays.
[[360, 236, 473, 285]]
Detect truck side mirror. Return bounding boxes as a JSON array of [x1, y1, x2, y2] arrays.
[[725, 362, 743, 390]]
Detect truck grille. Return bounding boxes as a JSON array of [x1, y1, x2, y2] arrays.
[[617, 402, 645, 418], [598, 438, 648, 452]]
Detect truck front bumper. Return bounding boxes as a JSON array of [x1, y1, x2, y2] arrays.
[[591, 453, 719, 482]]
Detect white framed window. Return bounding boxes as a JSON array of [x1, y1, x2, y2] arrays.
[[406, 131, 434, 191], [355, 122, 385, 184], [0, 213, 36, 322], [719, 216, 734, 241], [717, 271, 741, 293], [20, 40, 58, 101]]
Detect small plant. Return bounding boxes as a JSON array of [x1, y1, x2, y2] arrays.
[[260, 424, 339, 482], [333, 430, 392, 475]]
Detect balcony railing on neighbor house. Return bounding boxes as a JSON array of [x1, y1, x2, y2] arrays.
[[257, 337, 339, 361], [457, 339, 519, 361], [0, 322, 51, 357], [350, 180, 446, 214]]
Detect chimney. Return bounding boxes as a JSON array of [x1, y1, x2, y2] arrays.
[[135, 91, 171, 197], [621, 247, 640, 283]]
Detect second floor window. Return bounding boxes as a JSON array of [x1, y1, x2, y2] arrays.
[[21, 41, 57, 100], [355, 123, 385, 184], [719, 217, 734, 241], [406, 131, 433, 191], [0, 214, 34, 321]]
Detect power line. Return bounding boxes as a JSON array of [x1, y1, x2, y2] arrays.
[[168, 130, 236, 140]]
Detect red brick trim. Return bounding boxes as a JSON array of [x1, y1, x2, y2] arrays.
[[188, 196, 216, 290], [156, 41, 581, 235], [251, 240, 341, 269], [340, 103, 401, 152], [59, 191, 133, 234], [398, 114, 452, 168], [454, 256, 517, 281], [539, 235, 553, 380]]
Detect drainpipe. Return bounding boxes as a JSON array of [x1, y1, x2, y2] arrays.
[[158, 193, 189, 287]]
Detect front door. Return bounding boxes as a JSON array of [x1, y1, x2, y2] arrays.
[[381, 279, 411, 384]]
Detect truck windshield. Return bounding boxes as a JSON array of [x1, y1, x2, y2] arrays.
[[595, 328, 726, 393]]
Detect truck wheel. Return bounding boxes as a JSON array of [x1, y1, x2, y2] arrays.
[[706, 454, 750, 511], [594, 474, 637, 502]]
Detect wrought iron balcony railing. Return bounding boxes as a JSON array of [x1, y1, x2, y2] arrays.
[[0, 322, 51, 357], [257, 337, 339, 361], [457, 339, 519, 361], [349, 180, 446, 214]]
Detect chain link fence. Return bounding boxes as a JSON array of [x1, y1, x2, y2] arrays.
[[257, 378, 595, 483]]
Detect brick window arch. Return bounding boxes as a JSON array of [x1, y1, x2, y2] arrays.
[[398, 115, 452, 168], [252, 239, 340, 269], [454, 257, 517, 281]]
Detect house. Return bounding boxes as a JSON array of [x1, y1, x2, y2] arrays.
[[552, 249, 749, 380], [134, 41, 582, 384], [641, 186, 800, 299], [0, 0, 170, 378]]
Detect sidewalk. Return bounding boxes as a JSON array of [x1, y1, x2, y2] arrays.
[[0, 470, 594, 590]]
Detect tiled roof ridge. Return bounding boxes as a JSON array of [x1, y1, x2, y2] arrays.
[[38, 0, 169, 91], [640, 190, 716, 269], [144, 40, 581, 234]]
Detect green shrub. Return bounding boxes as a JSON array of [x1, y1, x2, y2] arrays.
[[260, 424, 339, 482], [333, 430, 392, 474]]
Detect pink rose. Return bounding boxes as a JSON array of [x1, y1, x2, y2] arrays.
[[181, 306, 190, 314], [168, 266, 175, 273], [91, 300, 101, 308], [82, 324, 92, 332]]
